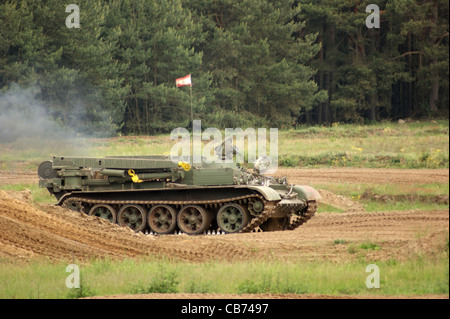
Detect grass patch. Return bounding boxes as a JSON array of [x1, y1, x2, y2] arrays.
[[0, 254, 448, 298], [130, 269, 179, 294], [362, 201, 448, 212], [318, 203, 344, 213], [314, 182, 449, 198], [1, 120, 448, 169], [359, 189, 449, 211], [0, 183, 56, 204], [359, 242, 381, 251], [279, 121, 449, 169], [65, 277, 97, 299], [312, 182, 449, 212]]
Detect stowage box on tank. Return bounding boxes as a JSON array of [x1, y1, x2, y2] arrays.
[[38, 152, 321, 235]]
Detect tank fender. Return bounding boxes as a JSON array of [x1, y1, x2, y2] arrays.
[[293, 185, 322, 202], [243, 186, 281, 201]]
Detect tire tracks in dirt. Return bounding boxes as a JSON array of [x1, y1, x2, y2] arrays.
[[275, 168, 449, 185], [0, 190, 254, 262]]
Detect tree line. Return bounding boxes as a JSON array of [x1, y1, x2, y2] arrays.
[[0, 0, 448, 136]]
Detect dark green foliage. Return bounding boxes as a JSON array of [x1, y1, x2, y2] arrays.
[[65, 276, 97, 299], [130, 270, 179, 294], [0, 0, 127, 137], [0, 0, 448, 136], [298, 0, 449, 123]]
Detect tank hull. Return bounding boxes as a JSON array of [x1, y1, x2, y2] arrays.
[[39, 155, 320, 234]]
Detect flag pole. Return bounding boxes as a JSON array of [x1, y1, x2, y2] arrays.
[[190, 83, 193, 122]]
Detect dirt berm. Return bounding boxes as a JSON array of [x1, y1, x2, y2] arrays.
[[1, 188, 448, 264], [0, 190, 259, 262]]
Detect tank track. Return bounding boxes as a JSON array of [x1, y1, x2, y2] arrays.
[[61, 194, 275, 234], [284, 200, 317, 231], [61, 195, 317, 235], [240, 201, 276, 233]]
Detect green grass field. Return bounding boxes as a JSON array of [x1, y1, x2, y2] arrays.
[[0, 120, 448, 298], [312, 181, 449, 212], [0, 254, 448, 299], [0, 120, 448, 169]]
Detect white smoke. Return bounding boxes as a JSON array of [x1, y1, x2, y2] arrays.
[[0, 84, 74, 144], [0, 84, 91, 158]]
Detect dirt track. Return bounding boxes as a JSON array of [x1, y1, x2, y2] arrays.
[[275, 168, 450, 185], [0, 168, 448, 298], [1, 167, 449, 187]]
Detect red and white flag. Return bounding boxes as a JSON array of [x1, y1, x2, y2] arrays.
[[175, 74, 192, 87]]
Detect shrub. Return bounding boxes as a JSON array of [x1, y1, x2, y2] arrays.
[[333, 239, 347, 245], [360, 242, 381, 251], [130, 270, 179, 294]]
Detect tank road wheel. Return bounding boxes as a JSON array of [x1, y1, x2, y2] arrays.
[[177, 205, 211, 235], [118, 205, 147, 232], [88, 204, 117, 224], [148, 205, 177, 235], [216, 203, 250, 234]]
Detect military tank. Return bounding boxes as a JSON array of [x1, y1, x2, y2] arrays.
[[38, 146, 321, 235]]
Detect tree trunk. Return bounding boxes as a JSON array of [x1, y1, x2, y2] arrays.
[[429, 3, 439, 114], [429, 65, 440, 113]]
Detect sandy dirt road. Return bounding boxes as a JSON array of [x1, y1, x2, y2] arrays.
[[274, 168, 449, 185], [1, 167, 448, 187]]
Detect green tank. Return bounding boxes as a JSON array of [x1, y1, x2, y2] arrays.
[[38, 150, 321, 235]]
